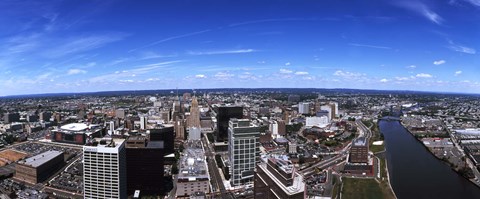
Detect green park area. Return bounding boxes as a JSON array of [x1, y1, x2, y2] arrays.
[[341, 178, 395, 199]]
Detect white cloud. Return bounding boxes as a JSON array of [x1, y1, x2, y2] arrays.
[[279, 68, 293, 74], [295, 71, 309, 75], [67, 69, 87, 75], [380, 78, 388, 82], [416, 73, 433, 78], [455, 71, 462, 76], [188, 49, 256, 55], [407, 65, 416, 69], [333, 70, 364, 78], [285, 62, 291, 66], [395, 77, 410, 81], [433, 60, 446, 65], [195, 74, 207, 79]]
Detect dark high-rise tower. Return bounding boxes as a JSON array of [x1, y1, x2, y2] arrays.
[[125, 136, 164, 196], [216, 106, 243, 142]]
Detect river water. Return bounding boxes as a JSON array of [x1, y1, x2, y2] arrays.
[[379, 118, 480, 199]]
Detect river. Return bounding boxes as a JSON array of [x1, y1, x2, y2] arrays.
[[379, 118, 480, 199]]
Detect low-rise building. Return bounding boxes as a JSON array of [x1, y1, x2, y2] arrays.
[[15, 150, 64, 184]]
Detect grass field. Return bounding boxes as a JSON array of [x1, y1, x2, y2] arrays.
[[341, 178, 395, 199], [0, 150, 28, 166]]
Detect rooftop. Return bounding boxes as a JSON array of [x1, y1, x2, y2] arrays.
[[19, 150, 63, 168], [178, 140, 209, 181]]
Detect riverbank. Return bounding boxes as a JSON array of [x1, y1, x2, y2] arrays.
[[400, 121, 480, 188], [364, 119, 397, 199]]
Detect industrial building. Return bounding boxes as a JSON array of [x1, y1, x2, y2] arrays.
[[14, 150, 64, 184]]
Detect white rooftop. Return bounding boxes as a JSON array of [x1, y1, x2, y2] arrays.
[[60, 123, 98, 131]]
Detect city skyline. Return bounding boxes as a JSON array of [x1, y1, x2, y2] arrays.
[[1, 0, 479, 96]]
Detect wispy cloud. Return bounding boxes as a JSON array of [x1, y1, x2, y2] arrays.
[[129, 29, 211, 52], [295, 71, 309, 75], [348, 43, 391, 50], [89, 61, 180, 83], [394, 1, 443, 25], [333, 70, 365, 78], [214, 72, 234, 80], [433, 60, 446, 65], [406, 65, 417, 69], [464, 0, 480, 6], [416, 73, 433, 78], [279, 68, 293, 74], [188, 49, 256, 55], [67, 69, 87, 75], [44, 33, 128, 58], [380, 78, 389, 82], [448, 40, 476, 54], [229, 18, 318, 27], [139, 51, 177, 60], [455, 71, 462, 76]]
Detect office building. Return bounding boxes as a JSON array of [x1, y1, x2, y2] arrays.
[[216, 106, 243, 142], [27, 114, 39, 122], [349, 137, 369, 163], [39, 111, 52, 122], [175, 117, 186, 140], [116, 109, 126, 119], [320, 105, 333, 121], [14, 151, 64, 184], [149, 124, 175, 154], [228, 119, 260, 186], [140, 116, 147, 130], [187, 97, 201, 128], [126, 136, 165, 196], [4, 112, 20, 123], [254, 156, 305, 199], [83, 138, 127, 199], [176, 140, 210, 197], [298, 103, 310, 115]]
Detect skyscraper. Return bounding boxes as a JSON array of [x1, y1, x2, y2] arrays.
[[83, 138, 127, 199], [228, 119, 260, 186], [125, 136, 165, 196], [298, 102, 310, 115], [216, 106, 243, 142], [187, 96, 201, 128]]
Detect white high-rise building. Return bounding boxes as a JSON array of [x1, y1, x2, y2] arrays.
[[109, 121, 115, 135], [320, 105, 333, 121], [228, 119, 260, 186], [269, 121, 279, 138], [298, 102, 310, 115], [140, 116, 147, 130], [83, 138, 126, 199]]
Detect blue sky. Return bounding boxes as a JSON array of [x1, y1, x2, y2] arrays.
[[1, 0, 479, 96]]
